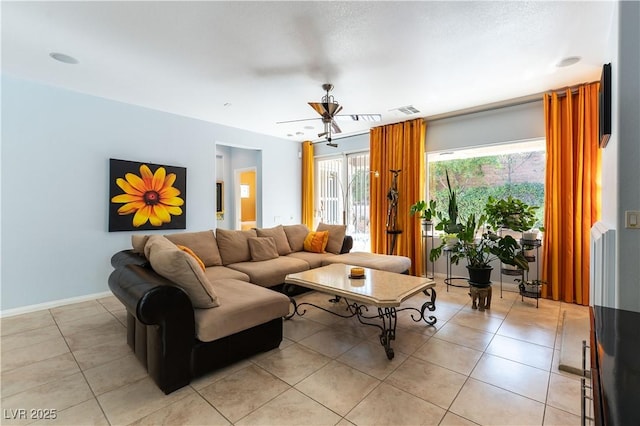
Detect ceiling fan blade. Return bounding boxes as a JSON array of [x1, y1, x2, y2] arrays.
[[276, 117, 320, 124], [334, 114, 382, 122], [331, 120, 342, 134]]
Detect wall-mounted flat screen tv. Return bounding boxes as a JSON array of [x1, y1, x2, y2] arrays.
[[599, 63, 611, 148]]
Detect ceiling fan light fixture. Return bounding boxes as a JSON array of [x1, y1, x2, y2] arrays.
[[308, 101, 342, 118]]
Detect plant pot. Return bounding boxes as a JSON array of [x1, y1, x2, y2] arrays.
[[467, 266, 493, 287], [523, 231, 538, 241], [421, 220, 432, 234]]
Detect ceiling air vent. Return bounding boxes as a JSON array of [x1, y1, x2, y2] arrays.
[[393, 105, 420, 115], [398, 105, 420, 115]]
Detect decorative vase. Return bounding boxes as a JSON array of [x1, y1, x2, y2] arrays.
[[467, 266, 493, 287]]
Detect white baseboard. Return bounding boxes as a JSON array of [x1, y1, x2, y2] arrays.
[[0, 291, 113, 318]]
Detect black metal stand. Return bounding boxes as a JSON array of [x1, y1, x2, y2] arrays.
[[422, 221, 434, 279], [386, 229, 402, 255], [444, 247, 469, 291], [284, 287, 437, 360]]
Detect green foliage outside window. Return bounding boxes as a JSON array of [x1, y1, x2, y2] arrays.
[[428, 154, 545, 230]]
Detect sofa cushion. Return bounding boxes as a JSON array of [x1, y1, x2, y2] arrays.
[[248, 237, 279, 261], [227, 257, 309, 287], [203, 266, 250, 283], [215, 229, 257, 265], [286, 251, 336, 269], [283, 224, 309, 252], [316, 223, 347, 254], [256, 225, 292, 255], [322, 251, 412, 274], [194, 279, 290, 342], [304, 231, 329, 253], [145, 235, 220, 308], [165, 230, 223, 267]]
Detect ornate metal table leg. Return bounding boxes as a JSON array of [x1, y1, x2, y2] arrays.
[[284, 296, 297, 320], [283, 284, 297, 320], [377, 307, 397, 360], [420, 287, 437, 325]]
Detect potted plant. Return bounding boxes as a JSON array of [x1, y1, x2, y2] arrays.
[[484, 196, 541, 233], [410, 199, 436, 232], [431, 214, 529, 287], [434, 170, 463, 235]]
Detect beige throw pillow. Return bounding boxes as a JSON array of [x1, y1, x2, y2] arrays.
[[131, 234, 150, 254], [145, 235, 219, 308], [248, 237, 279, 261], [256, 225, 292, 255], [316, 223, 347, 254], [165, 230, 223, 266], [283, 224, 310, 252], [215, 228, 257, 265]]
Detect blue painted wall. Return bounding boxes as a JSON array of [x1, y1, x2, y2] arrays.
[[1, 75, 301, 311]]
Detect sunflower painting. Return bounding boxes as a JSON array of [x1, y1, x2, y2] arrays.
[[109, 159, 186, 231]]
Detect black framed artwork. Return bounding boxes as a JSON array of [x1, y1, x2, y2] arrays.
[[216, 181, 224, 219], [109, 158, 186, 232]]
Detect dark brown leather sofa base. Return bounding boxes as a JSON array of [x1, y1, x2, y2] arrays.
[[109, 261, 283, 394]]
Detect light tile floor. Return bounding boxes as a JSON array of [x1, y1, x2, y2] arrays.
[[0, 278, 590, 425]]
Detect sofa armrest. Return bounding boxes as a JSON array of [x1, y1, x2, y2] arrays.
[[340, 235, 353, 254], [108, 264, 195, 394], [111, 249, 149, 269], [108, 264, 194, 326]]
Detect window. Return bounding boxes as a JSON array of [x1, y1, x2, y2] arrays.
[[427, 139, 546, 230], [316, 152, 372, 251]]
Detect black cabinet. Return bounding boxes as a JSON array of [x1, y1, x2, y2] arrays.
[[588, 306, 640, 425]]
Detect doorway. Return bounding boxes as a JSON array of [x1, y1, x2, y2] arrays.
[[236, 168, 257, 230]]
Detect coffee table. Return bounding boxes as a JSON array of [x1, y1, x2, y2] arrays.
[[284, 263, 437, 359]]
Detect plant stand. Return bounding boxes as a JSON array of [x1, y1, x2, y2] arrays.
[[469, 284, 492, 311], [518, 238, 542, 308], [422, 220, 434, 279], [499, 237, 542, 307], [444, 247, 469, 291]]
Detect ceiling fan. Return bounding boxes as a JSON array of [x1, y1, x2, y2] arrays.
[[277, 83, 381, 146]]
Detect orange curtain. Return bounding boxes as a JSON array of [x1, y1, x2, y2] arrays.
[[301, 141, 315, 228], [542, 83, 601, 305], [370, 118, 426, 276]]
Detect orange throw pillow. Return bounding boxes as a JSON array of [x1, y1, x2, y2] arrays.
[[303, 231, 329, 253], [176, 245, 206, 271]]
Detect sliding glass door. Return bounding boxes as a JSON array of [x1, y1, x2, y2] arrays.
[[316, 151, 372, 251]]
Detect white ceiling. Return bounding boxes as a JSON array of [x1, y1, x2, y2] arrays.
[[2, 1, 616, 143]]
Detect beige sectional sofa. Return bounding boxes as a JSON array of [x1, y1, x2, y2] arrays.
[[109, 223, 410, 394], [130, 224, 360, 289]]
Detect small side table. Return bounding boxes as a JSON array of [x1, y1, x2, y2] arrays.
[[444, 247, 469, 292]]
